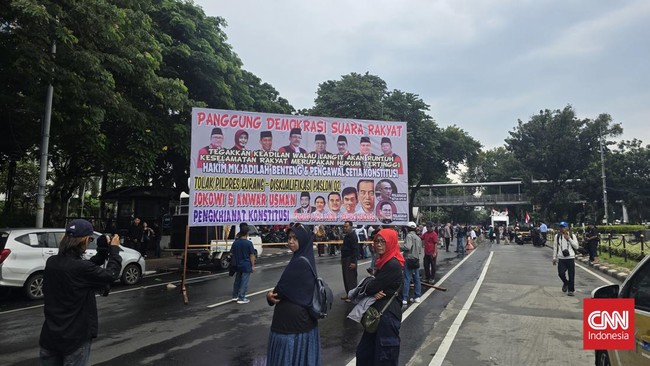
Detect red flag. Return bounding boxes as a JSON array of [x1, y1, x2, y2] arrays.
[[525, 211, 530, 223]]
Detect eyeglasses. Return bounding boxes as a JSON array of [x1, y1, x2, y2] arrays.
[[374, 238, 386, 246]]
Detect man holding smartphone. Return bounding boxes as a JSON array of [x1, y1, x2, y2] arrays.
[[552, 222, 579, 296], [39, 219, 122, 365]]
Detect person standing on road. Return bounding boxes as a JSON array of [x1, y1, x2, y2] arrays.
[[128, 217, 144, 256], [266, 223, 321, 365], [539, 221, 548, 244], [356, 228, 404, 365], [585, 222, 600, 263], [456, 224, 467, 258], [421, 221, 438, 284], [39, 219, 122, 366], [230, 224, 256, 304], [401, 222, 423, 304], [442, 223, 452, 252], [552, 222, 580, 296], [340, 221, 359, 302]]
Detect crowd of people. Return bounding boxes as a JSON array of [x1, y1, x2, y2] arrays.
[[40, 217, 592, 366]]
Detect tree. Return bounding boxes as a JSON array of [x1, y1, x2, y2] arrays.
[[604, 140, 650, 223], [505, 106, 622, 222], [310, 73, 481, 219]]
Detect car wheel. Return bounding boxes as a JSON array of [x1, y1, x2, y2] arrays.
[[24, 272, 44, 300], [596, 351, 610, 366], [218, 254, 231, 270], [121, 264, 142, 285]]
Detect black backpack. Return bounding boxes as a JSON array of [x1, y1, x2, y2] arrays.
[[300, 256, 333, 319]]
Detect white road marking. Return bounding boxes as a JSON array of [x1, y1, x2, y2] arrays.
[[575, 262, 615, 285], [345, 250, 478, 366], [206, 287, 275, 308], [428, 251, 494, 366]]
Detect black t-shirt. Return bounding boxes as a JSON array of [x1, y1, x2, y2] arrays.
[[365, 257, 403, 319], [586, 227, 600, 244]]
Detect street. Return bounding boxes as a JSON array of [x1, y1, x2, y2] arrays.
[[0, 241, 616, 365]]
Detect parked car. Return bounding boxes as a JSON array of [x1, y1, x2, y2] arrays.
[[591, 254, 650, 365], [0, 228, 146, 300]]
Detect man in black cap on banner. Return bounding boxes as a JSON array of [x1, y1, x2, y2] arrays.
[[312, 134, 331, 155], [278, 128, 307, 154], [336, 135, 351, 156], [380, 137, 404, 174], [357, 136, 375, 158], [259, 130, 273, 152], [196, 127, 224, 168], [294, 191, 315, 214], [39, 219, 122, 365]]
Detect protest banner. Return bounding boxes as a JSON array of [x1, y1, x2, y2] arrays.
[[189, 108, 409, 226]]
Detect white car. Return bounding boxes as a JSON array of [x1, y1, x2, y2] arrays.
[[0, 228, 146, 300]]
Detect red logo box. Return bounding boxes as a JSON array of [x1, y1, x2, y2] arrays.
[[583, 298, 635, 350]]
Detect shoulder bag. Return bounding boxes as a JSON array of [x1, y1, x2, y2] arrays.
[[361, 288, 399, 333]]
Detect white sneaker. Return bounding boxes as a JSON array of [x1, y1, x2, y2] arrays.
[[409, 298, 414, 302], [414, 297, 421, 303], [402, 300, 407, 305], [237, 298, 250, 304]]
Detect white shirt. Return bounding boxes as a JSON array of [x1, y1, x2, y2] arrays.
[[553, 233, 579, 259]]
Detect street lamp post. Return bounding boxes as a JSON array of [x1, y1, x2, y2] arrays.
[[599, 127, 609, 224]]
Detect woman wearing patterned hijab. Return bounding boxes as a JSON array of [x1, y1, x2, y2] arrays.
[[356, 228, 404, 365], [266, 223, 321, 365]]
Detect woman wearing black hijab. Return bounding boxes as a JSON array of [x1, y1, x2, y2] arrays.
[[266, 223, 321, 366]]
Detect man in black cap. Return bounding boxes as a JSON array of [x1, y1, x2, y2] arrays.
[[294, 191, 315, 214], [196, 127, 224, 168], [312, 134, 330, 155], [278, 128, 307, 153], [39, 219, 122, 365], [259, 131, 273, 152], [380, 137, 404, 174], [336, 135, 350, 156], [357, 136, 375, 158]]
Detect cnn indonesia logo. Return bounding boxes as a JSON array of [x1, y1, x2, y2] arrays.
[[583, 298, 635, 350]]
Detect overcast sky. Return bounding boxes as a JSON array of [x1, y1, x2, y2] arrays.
[[195, 0, 650, 149]]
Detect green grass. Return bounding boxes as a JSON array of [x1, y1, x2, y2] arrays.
[[596, 254, 639, 271]]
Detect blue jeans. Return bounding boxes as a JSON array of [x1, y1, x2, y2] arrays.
[[456, 237, 466, 258], [40, 340, 92, 366], [403, 264, 421, 299], [232, 271, 251, 300]]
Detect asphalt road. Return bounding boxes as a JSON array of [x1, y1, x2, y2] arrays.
[[0, 241, 617, 365]]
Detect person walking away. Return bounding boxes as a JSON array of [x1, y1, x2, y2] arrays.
[[39, 219, 122, 366], [585, 222, 600, 263], [356, 228, 404, 365], [552, 222, 579, 296], [340, 221, 359, 302], [230, 225, 256, 304], [421, 221, 438, 284], [401, 222, 423, 304], [442, 223, 452, 252], [266, 224, 321, 365], [128, 217, 144, 256]]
